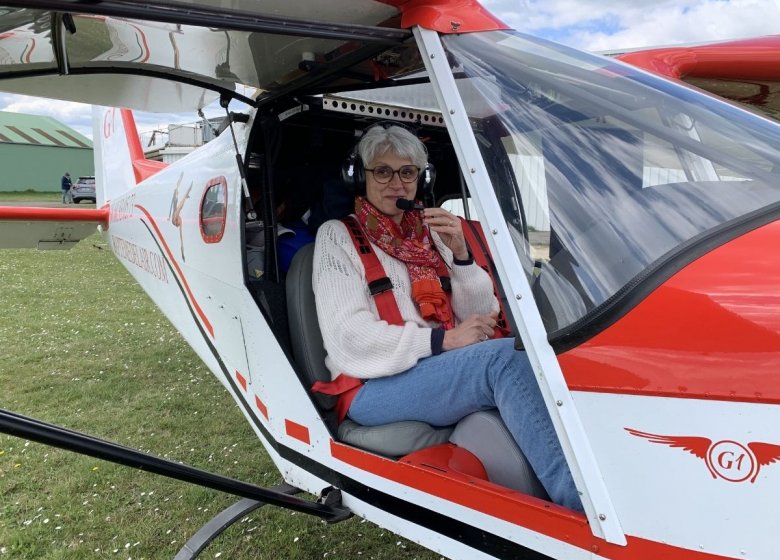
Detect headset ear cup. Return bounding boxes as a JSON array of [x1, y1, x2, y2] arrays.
[[419, 162, 436, 194], [341, 152, 367, 196], [341, 153, 355, 190], [354, 157, 366, 196]]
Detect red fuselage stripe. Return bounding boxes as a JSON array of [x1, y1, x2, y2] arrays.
[[285, 420, 310, 445], [133, 204, 214, 337], [24, 37, 35, 63], [330, 441, 738, 559], [235, 371, 247, 392], [254, 395, 268, 420], [128, 22, 151, 63]]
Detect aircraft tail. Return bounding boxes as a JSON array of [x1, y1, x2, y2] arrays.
[[92, 107, 167, 206]]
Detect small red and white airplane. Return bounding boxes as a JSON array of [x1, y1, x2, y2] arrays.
[[1, 2, 780, 559]]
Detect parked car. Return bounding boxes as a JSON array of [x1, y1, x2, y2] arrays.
[[71, 176, 96, 204]]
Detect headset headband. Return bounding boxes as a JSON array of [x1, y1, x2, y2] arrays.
[[342, 121, 435, 196]]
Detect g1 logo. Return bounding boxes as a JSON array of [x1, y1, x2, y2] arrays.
[[103, 108, 116, 139], [708, 440, 755, 482], [626, 428, 780, 484]]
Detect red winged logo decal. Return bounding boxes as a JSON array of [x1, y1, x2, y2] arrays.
[[626, 428, 780, 483]]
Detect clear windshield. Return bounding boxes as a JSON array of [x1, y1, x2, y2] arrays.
[[441, 31, 780, 334]]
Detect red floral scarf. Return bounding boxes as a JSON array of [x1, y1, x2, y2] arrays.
[[355, 196, 453, 329]]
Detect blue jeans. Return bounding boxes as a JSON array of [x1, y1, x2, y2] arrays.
[[348, 338, 583, 512]]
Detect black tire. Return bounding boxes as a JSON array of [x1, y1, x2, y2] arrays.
[[73, 199, 81, 204]]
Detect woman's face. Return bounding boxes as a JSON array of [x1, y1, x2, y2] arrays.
[[364, 151, 418, 224]]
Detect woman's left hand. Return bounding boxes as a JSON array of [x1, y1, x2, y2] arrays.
[[424, 208, 468, 260]]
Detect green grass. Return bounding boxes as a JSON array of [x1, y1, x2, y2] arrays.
[[0, 235, 442, 559], [0, 191, 61, 202]]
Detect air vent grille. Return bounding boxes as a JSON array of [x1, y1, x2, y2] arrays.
[[323, 96, 445, 127]]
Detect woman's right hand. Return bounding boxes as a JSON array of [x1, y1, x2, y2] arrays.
[[442, 312, 498, 351]]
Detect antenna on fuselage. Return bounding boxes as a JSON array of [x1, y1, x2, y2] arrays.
[[220, 94, 257, 222]]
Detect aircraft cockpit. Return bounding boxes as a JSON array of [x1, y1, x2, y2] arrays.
[[243, 28, 780, 352], [236, 27, 780, 501], [232, 82, 562, 499]]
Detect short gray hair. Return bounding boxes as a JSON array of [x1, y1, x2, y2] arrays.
[[358, 125, 427, 170]]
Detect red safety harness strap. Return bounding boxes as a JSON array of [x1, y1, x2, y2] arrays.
[[311, 216, 406, 423], [314, 217, 509, 422], [341, 215, 405, 326], [461, 218, 512, 339], [310, 373, 363, 423]]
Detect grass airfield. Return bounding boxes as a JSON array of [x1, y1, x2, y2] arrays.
[[0, 193, 440, 559]]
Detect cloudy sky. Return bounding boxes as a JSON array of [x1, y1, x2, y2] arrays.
[[1, 0, 779, 140]]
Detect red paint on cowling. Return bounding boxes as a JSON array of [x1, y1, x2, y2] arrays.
[[561, 220, 780, 403]]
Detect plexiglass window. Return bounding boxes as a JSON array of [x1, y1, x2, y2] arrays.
[[441, 31, 780, 334], [200, 177, 227, 243]]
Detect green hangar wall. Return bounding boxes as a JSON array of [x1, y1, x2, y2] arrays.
[[0, 111, 94, 192]]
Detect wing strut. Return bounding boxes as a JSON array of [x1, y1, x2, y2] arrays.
[[0, 408, 351, 523]]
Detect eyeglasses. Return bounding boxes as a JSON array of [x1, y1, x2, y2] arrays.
[[365, 165, 420, 184]]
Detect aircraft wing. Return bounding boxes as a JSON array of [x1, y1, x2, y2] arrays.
[[0, 206, 108, 249], [0, 0, 411, 112], [616, 35, 780, 120]]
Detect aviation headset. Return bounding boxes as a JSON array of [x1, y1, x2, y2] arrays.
[[341, 121, 436, 197]]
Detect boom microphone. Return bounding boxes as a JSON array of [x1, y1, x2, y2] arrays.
[[395, 199, 425, 211]]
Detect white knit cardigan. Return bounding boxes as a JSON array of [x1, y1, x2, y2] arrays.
[[313, 218, 499, 380]]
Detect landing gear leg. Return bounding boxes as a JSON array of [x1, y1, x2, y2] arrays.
[[174, 483, 300, 560]]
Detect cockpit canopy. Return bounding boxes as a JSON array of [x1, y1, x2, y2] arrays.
[[0, 2, 414, 111]]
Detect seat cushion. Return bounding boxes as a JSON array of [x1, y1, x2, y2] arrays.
[[338, 419, 454, 458], [449, 410, 548, 498]]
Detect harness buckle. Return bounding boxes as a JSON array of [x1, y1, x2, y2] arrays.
[[368, 277, 393, 295]]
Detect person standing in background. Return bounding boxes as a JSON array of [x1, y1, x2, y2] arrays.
[[61, 172, 72, 204]]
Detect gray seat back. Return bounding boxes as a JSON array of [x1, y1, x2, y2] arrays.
[[286, 243, 335, 411], [285, 241, 452, 456]]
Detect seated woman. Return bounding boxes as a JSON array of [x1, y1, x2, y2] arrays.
[[312, 125, 583, 512]]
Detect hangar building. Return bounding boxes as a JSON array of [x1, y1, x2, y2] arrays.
[[0, 111, 93, 192]]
